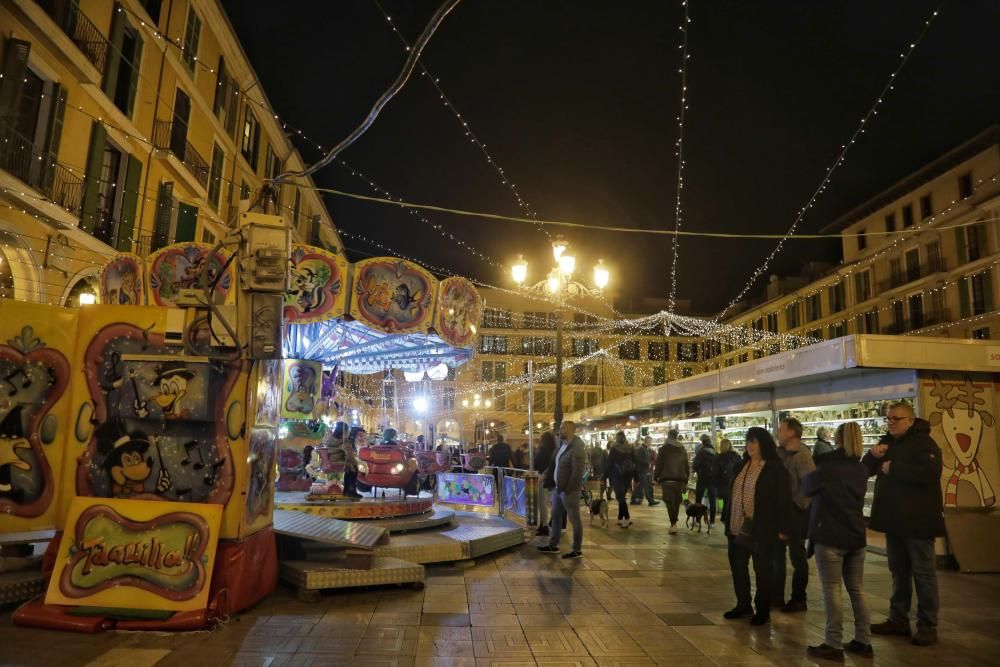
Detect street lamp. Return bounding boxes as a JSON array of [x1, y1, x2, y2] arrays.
[[511, 236, 610, 432]]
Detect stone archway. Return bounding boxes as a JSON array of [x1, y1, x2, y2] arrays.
[[62, 268, 101, 307], [0, 229, 40, 302]]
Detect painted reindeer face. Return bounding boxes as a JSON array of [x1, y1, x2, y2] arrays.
[[929, 376, 995, 468], [941, 408, 984, 468]]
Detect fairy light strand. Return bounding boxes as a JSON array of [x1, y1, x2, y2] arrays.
[[666, 0, 691, 334]]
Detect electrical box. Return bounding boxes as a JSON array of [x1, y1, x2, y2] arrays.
[[237, 212, 290, 293], [246, 293, 283, 359]]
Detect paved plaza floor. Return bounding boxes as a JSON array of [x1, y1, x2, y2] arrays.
[[2, 502, 1000, 666]]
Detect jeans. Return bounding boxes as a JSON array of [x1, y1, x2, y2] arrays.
[[773, 506, 809, 603], [728, 536, 775, 613], [539, 487, 551, 528], [660, 481, 684, 525], [632, 471, 655, 504], [613, 481, 630, 520], [886, 535, 939, 629], [549, 490, 583, 552], [695, 477, 718, 523], [815, 543, 871, 649]]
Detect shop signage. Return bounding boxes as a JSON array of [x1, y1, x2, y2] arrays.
[[987, 346, 1000, 366], [721, 340, 844, 390], [46, 497, 222, 611]]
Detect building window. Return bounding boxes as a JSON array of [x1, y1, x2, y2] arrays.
[[182, 7, 201, 72], [494, 361, 507, 382], [533, 390, 547, 412], [208, 143, 224, 209], [572, 364, 597, 385], [483, 308, 513, 328], [965, 224, 987, 263], [573, 391, 585, 411], [682, 367, 694, 378], [856, 308, 879, 334], [919, 194, 933, 220], [647, 341, 667, 361], [905, 248, 920, 282], [805, 293, 822, 322], [678, 342, 698, 362], [885, 213, 896, 233], [971, 272, 992, 316], [854, 270, 873, 303], [214, 56, 238, 136], [139, 0, 162, 25], [571, 338, 598, 357], [239, 179, 250, 200], [786, 302, 801, 329], [857, 228, 867, 251], [765, 312, 779, 333], [293, 189, 301, 228], [110, 23, 143, 118], [828, 282, 846, 313], [523, 311, 556, 329], [241, 109, 260, 169], [902, 204, 914, 228], [623, 367, 635, 386], [959, 172, 974, 199], [926, 240, 943, 273], [265, 145, 280, 180], [442, 388, 455, 410], [479, 335, 508, 354], [652, 366, 666, 385], [972, 327, 991, 340], [481, 361, 493, 381], [618, 341, 640, 360], [909, 293, 925, 330], [586, 391, 598, 407]]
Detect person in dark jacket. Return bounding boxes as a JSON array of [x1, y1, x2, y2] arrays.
[[813, 427, 835, 459], [863, 403, 944, 647], [714, 438, 742, 527], [630, 436, 659, 506], [692, 435, 718, 524], [488, 433, 513, 468], [724, 427, 792, 626], [802, 422, 873, 662], [603, 431, 636, 528], [654, 429, 690, 535], [535, 431, 557, 537], [538, 421, 587, 559]]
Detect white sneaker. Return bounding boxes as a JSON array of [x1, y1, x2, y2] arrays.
[[668, 524, 678, 535], [625, 520, 633, 528]]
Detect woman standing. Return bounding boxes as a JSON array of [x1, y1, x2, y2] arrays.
[[803, 422, 873, 661], [714, 439, 743, 528], [603, 431, 636, 528], [535, 431, 557, 537], [724, 427, 791, 625]]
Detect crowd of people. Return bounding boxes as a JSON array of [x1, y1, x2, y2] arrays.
[[530, 402, 946, 662]]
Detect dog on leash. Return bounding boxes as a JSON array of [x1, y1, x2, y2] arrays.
[[589, 498, 609, 526], [684, 491, 711, 533]]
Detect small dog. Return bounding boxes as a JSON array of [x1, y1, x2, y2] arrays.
[[589, 498, 609, 526], [684, 491, 711, 533]]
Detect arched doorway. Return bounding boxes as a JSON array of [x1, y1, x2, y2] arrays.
[[0, 229, 40, 302], [65, 274, 99, 307]]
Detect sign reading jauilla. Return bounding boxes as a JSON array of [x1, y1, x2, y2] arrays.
[[46, 497, 222, 612]]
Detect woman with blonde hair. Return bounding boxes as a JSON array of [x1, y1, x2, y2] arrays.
[[801, 421, 872, 661]]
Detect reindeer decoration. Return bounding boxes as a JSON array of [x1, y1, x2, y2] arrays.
[[928, 375, 996, 508]]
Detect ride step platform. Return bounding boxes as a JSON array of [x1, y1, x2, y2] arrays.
[[272, 509, 388, 549], [280, 557, 425, 601], [0, 570, 46, 607]]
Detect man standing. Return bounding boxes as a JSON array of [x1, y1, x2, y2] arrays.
[[538, 421, 586, 559], [631, 437, 660, 506], [692, 434, 718, 524], [864, 403, 944, 647], [488, 432, 513, 468], [774, 417, 815, 612], [813, 427, 835, 458], [654, 429, 690, 535]]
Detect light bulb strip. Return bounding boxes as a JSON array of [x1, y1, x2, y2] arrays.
[[666, 0, 691, 333]]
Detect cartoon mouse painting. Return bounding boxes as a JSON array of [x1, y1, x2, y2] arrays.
[[929, 375, 997, 508]]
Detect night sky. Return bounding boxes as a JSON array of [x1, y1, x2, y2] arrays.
[[222, 0, 1000, 314]]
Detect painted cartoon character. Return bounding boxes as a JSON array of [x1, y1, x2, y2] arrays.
[[285, 363, 317, 415], [364, 276, 393, 311], [0, 405, 31, 502], [136, 362, 196, 419], [117, 268, 138, 304], [291, 266, 323, 313], [929, 375, 997, 507], [96, 420, 154, 498], [393, 283, 424, 314]]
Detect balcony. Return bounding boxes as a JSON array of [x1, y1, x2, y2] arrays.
[[38, 0, 109, 74], [882, 321, 908, 335], [0, 121, 84, 216], [879, 257, 948, 292], [152, 120, 210, 189]]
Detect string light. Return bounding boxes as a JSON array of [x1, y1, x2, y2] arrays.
[[666, 0, 691, 334], [715, 1, 946, 320]]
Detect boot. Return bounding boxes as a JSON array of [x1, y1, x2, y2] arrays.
[[912, 627, 938, 646], [871, 618, 911, 637]]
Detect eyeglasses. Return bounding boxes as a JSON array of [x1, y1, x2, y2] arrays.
[[885, 416, 912, 423]]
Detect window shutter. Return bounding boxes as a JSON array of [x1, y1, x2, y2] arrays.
[[0, 39, 31, 125], [958, 277, 971, 318], [984, 270, 995, 313], [226, 81, 238, 136], [152, 181, 174, 251], [115, 154, 143, 251], [42, 84, 67, 191], [103, 3, 126, 98], [80, 122, 107, 233], [955, 227, 968, 265], [126, 34, 143, 117], [213, 56, 226, 115]]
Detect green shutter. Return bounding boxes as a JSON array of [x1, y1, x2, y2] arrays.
[[42, 83, 66, 192], [115, 154, 142, 251], [213, 57, 226, 115], [151, 181, 173, 251], [103, 3, 126, 98], [80, 122, 107, 233], [984, 270, 995, 313], [126, 35, 143, 117], [959, 277, 971, 318], [0, 39, 31, 124], [955, 226, 968, 265]]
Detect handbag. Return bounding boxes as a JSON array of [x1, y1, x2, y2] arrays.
[[733, 466, 756, 549]]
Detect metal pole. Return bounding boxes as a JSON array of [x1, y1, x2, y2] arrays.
[[554, 306, 564, 432], [527, 359, 534, 471]]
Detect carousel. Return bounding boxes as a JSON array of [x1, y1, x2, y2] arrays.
[[0, 212, 527, 631]]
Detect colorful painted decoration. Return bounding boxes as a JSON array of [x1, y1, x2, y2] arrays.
[[435, 472, 495, 507], [99, 254, 145, 306], [245, 428, 277, 524], [434, 276, 482, 348], [0, 326, 70, 518], [502, 474, 527, 519], [350, 258, 437, 334], [284, 244, 347, 324], [281, 360, 321, 420], [147, 243, 234, 308], [46, 497, 222, 612]]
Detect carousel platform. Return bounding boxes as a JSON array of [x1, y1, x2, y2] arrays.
[[274, 491, 434, 520]]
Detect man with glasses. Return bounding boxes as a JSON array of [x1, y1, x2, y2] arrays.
[[863, 403, 945, 647]]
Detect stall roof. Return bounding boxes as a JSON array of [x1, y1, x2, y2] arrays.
[[285, 319, 474, 374], [568, 335, 1000, 424]]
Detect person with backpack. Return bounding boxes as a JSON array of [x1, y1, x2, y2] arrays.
[[603, 431, 636, 527], [692, 434, 719, 525], [714, 438, 743, 528], [630, 436, 660, 506]]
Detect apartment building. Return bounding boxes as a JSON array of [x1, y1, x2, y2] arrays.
[[0, 0, 341, 305], [714, 126, 1000, 366]]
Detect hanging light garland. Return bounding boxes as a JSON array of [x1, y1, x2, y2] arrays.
[[666, 0, 691, 333]]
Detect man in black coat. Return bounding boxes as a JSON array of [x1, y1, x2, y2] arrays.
[[863, 402, 945, 647]]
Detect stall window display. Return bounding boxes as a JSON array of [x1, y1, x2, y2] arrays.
[[715, 412, 772, 451]]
